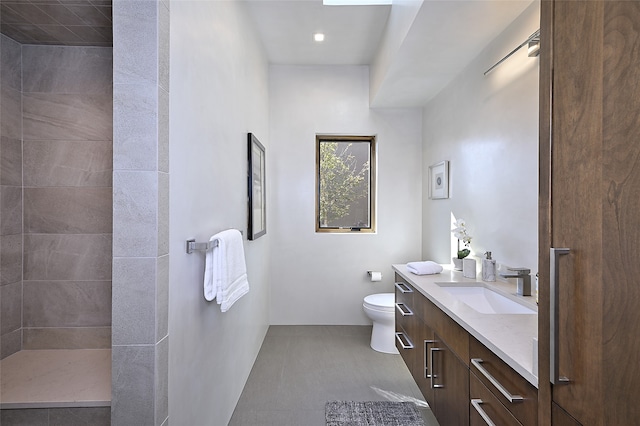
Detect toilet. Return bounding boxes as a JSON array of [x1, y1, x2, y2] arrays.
[[363, 293, 399, 354]]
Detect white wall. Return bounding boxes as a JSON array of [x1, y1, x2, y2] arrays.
[[369, 0, 423, 103], [422, 2, 539, 275], [169, 2, 269, 424], [269, 65, 423, 325]]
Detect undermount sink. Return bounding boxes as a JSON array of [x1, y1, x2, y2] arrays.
[[437, 285, 536, 315]]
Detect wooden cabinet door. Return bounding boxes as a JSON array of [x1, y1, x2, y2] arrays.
[[549, 1, 603, 422], [540, 1, 640, 424], [414, 321, 435, 409], [431, 334, 469, 426]]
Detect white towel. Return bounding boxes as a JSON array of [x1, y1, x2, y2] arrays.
[[203, 229, 250, 312], [406, 261, 443, 275]]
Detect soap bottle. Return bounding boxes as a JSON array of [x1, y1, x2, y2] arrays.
[[482, 252, 496, 282]]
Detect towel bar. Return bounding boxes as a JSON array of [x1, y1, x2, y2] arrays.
[[186, 231, 243, 254], [186, 239, 217, 254]]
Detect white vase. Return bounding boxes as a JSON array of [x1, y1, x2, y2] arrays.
[[463, 258, 476, 279], [452, 257, 463, 271]]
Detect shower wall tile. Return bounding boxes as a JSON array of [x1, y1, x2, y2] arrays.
[[40, 25, 85, 44], [112, 257, 156, 345], [112, 344, 155, 425], [22, 46, 112, 94], [1, 85, 22, 139], [0, 407, 110, 426], [24, 234, 112, 281], [1, 281, 22, 334], [1, 328, 21, 359], [23, 93, 112, 141], [156, 254, 169, 341], [23, 326, 111, 350], [155, 336, 169, 425], [0, 185, 23, 236], [0, 234, 22, 285], [0, 408, 49, 426], [158, 172, 169, 256], [113, 171, 158, 258], [113, 83, 158, 171], [24, 187, 112, 234], [113, 0, 158, 86], [158, 2, 169, 92], [158, 87, 169, 173], [23, 281, 112, 327], [23, 140, 112, 187], [1, 34, 23, 91], [49, 407, 111, 426], [1, 136, 22, 186]]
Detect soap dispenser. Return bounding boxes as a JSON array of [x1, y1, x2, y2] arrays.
[[482, 252, 496, 282]]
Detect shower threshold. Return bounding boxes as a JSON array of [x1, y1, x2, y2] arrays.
[[0, 349, 111, 409]]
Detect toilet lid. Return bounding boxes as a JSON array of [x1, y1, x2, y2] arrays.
[[363, 293, 395, 309]]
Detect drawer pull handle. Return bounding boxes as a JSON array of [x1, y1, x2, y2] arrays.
[[430, 347, 444, 388], [471, 399, 496, 426], [394, 282, 413, 293], [471, 358, 523, 403], [395, 303, 414, 316], [550, 247, 571, 385], [395, 332, 414, 349], [424, 340, 436, 379]]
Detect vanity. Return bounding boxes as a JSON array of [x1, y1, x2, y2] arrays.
[[393, 264, 538, 426]]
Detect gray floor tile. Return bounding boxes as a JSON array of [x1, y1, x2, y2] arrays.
[[229, 325, 439, 426]]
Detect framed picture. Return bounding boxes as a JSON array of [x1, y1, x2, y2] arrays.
[[428, 160, 449, 199], [248, 133, 266, 240]]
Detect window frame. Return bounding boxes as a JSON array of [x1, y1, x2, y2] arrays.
[[315, 134, 377, 233]]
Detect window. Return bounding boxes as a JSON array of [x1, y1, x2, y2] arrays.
[[316, 135, 376, 233]]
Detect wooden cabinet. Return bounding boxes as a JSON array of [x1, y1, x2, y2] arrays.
[[432, 334, 469, 426], [469, 336, 537, 426], [470, 373, 521, 426], [395, 273, 540, 425], [539, 1, 640, 425], [395, 275, 468, 426]]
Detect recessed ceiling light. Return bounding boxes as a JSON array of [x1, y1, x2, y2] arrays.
[[314, 33, 325, 42]]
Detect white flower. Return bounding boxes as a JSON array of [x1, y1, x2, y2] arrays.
[[451, 217, 472, 248]]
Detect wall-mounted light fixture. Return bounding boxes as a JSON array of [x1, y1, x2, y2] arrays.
[[527, 33, 540, 57], [484, 29, 540, 76], [314, 32, 325, 42]]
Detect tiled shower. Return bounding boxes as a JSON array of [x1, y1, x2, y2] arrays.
[[0, 1, 114, 423], [1, 38, 113, 358], [0, 1, 169, 424]]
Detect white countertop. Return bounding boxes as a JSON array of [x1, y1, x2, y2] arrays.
[[393, 264, 539, 388]]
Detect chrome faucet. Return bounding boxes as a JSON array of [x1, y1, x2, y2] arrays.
[[499, 267, 532, 296]]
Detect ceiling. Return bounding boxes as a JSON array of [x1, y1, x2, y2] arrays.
[[0, 0, 534, 107], [0, 0, 112, 46], [245, 0, 534, 107]]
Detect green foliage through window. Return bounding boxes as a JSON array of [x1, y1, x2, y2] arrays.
[[316, 136, 376, 232]]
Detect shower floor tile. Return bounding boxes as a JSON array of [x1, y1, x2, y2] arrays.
[[0, 349, 111, 409]]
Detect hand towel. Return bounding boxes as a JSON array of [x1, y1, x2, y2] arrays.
[[407, 261, 443, 275], [203, 229, 250, 312]]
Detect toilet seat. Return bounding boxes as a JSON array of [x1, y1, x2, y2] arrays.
[[363, 293, 395, 312]]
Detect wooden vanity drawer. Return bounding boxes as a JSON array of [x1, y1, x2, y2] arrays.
[[470, 372, 521, 426], [394, 274, 415, 312], [395, 274, 417, 362], [469, 336, 537, 426]]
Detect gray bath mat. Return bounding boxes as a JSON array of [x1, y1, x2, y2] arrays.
[[325, 401, 425, 426]]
